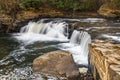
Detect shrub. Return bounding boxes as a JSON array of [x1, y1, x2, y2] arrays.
[[19, 0, 42, 10], [48, 0, 99, 11], [19, 0, 101, 11]]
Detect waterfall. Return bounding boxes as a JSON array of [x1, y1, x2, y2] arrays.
[[67, 30, 91, 65], [70, 30, 91, 55], [20, 20, 68, 39], [17, 19, 91, 65]]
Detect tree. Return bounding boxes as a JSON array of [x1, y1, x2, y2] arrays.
[[0, 0, 20, 32]]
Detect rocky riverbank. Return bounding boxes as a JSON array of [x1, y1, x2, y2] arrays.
[[89, 40, 120, 80]]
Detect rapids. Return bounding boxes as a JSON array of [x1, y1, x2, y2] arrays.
[[0, 18, 119, 80]]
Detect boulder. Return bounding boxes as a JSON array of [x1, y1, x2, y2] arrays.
[[98, 4, 120, 18], [89, 40, 120, 80], [33, 50, 79, 79]]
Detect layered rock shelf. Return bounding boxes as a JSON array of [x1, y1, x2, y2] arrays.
[[89, 40, 120, 80]]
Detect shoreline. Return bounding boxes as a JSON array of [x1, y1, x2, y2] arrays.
[[0, 9, 119, 33]]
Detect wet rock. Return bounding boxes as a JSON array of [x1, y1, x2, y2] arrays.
[[89, 40, 120, 80], [98, 4, 120, 18], [33, 50, 79, 80], [79, 67, 88, 74]]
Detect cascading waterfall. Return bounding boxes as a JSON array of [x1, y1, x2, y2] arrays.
[[18, 19, 91, 65], [70, 30, 91, 56], [1, 18, 120, 80], [9, 19, 91, 80], [66, 30, 91, 65], [20, 20, 68, 39], [0, 19, 93, 80]]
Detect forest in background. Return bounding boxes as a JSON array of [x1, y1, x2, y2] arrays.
[[0, 0, 120, 32], [19, 0, 120, 11], [0, 0, 120, 14]]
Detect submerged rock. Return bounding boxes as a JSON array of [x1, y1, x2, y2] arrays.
[[89, 40, 120, 80], [33, 50, 79, 79]]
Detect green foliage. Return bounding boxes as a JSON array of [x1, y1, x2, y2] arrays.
[[18, 0, 103, 11], [19, 0, 42, 10], [47, 0, 75, 11], [47, 0, 99, 11], [78, 0, 98, 11]]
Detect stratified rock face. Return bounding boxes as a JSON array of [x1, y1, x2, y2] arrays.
[[33, 50, 79, 79], [98, 4, 120, 18], [89, 40, 120, 80]]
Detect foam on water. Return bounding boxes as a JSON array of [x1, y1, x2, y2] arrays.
[[67, 46, 88, 65], [84, 18, 105, 22], [0, 67, 65, 80], [57, 44, 89, 65], [63, 18, 105, 22], [102, 34, 120, 42], [13, 33, 68, 44], [58, 30, 91, 65], [85, 27, 120, 31]]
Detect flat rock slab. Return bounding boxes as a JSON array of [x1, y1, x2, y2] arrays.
[[89, 40, 120, 80], [33, 50, 79, 79]]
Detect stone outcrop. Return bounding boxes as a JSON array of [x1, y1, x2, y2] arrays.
[[33, 50, 79, 79], [98, 4, 120, 18], [89, 40, 120, 80]]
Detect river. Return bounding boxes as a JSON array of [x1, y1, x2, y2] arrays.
[[0, 18, 120, 80]]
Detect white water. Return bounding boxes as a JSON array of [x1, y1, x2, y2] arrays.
[[15, 20, 69, 44], [0, 19, 93, 80], [59, 30, 91, 65], [85, 27, 120, 31], [14, 33, 68, 44], [0, 67, 65, 80], [102, 34, 120, 42], [62, 18, 105, 22], [14, 19, 91, 65], [21, 21, 68, 39]]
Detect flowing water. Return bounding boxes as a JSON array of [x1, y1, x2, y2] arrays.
[[0, 18, 120, 80]]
